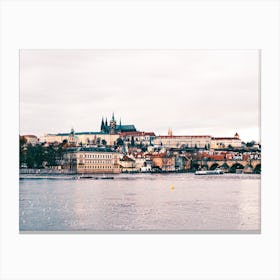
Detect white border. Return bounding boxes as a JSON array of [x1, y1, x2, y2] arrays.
[[1, 1, 279, 280]]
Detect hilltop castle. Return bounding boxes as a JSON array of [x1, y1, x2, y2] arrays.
[[38, 113, 243, 150], [100, 113, 137, 134], [40, 113, 138, 145]]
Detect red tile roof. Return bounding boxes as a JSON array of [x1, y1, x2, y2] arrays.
[[119, 131, 155, 136], [211, 137, 239, 140], [158, 135, 211, 138]]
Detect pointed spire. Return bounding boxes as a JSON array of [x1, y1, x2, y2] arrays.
[[101, 117, 104, 131], [112, 112, 115, 122], [105, 118, 108, 126], [119, 118, 122, 126], [234, 132, 239, 139]]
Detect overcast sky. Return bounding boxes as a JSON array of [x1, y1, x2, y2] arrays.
[[20, 50, 260, 142]]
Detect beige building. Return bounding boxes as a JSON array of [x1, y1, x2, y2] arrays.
[[118, 155, 137, 172], [153, 135, 212, 149], [152, 155, 175, 171], [210, 133, 242, 149], [154, 130, 242, 150], [40, 131, 119, 146], [39, 133, 68, 143], [22, 135, 39, 145], [120, 131, 156, 145], [65, 147, 120, 174]]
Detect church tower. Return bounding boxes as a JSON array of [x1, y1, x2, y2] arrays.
[[105, 118, 108, 133], [234, 132, 240, 139], [100, 117, 105, 132], [119, 118, 122, 132], [68, 128, 76, 145], [110, 112, 117, 134], [168, 128, 173, 136]]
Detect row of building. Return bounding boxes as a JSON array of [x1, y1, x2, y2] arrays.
[[61, 147, 261, 174], [23, 113, 245, 150], [21, 114, 261, 174], [64, 147, 185, 174]]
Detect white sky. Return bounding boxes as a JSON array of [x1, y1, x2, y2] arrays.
[[20, 50, 260, 142]]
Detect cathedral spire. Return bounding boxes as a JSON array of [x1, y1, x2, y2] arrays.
[[110, 112, 117, 134], [100, 117, 104, 131], [105, 118, 108, 126]]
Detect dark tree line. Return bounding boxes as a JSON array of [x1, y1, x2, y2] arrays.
[[20, 136, 66, 168]]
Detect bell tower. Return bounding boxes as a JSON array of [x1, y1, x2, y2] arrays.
[[68, 128, 76, 145], [110, 112, 117, 134]]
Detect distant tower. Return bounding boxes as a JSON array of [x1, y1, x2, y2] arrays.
[[119, 118, 122, 132], [168, 128, 173, 136], [100, 117, 105, 132], [68, 128, 76, 144], [110, 112, 117, 134], [103, 117, 108, 133], [234, 132, 240, 139]]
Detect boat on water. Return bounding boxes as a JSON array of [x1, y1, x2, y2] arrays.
[[195, 170, 224, 175], [100, 176, 114, 180], [75, 175, 114, 180]]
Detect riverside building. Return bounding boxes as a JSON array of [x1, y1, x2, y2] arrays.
[[64, 147, 121, 174]]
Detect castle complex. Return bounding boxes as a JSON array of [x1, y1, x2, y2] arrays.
[[38, 113, 242, 149], [21, 114, 262, 174], [40, 113, 138, 146]]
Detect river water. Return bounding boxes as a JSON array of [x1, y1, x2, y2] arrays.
[[19, 173, 260, 232]]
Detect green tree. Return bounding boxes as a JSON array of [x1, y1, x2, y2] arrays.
[[45, 145, 56, 166], [246, 141, 256, 147], [19, 136, 27, 165], [26, 144, 44, 168], [116, 138, 124, 146], [62, 139, 68, 147], [131, 136, 135, 146], [57, 145, 65, 160]]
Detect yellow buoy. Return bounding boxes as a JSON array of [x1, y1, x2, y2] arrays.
[[170, 185, 175, 190]]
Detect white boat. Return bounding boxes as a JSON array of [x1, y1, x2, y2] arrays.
[[195, 170, 224, 175]]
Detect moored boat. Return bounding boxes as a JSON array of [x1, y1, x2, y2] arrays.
[[195, 170, 223, 175]]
